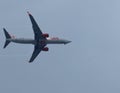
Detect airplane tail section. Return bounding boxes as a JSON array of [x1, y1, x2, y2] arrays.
[[3, 28, 11, 48]]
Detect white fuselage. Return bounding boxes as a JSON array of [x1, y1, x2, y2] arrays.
[[7, 37, 71, 45]]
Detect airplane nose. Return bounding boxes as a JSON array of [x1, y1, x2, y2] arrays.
[[67, 40, 71, 43], [65, 40, 72, 44]]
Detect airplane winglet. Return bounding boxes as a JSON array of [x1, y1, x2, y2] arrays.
[[27, 11, 31, 15]]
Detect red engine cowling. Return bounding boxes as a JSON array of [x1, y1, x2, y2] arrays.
[[42, 33, 49, 38], [42, 47, 49, 51]]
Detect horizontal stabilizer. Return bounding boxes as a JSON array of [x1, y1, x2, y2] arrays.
[[3, 28, 11, 39], [3, 40, 10, 48], [3, 28, 11, 48]]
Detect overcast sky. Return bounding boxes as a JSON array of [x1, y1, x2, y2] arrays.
[[0, 0, 120, 93]]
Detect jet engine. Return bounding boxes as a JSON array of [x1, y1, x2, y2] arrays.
[[42, 33, 49, 38], [42, 47, 49, 51]]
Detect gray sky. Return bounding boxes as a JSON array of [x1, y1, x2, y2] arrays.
[[0, 0, 120, 93]]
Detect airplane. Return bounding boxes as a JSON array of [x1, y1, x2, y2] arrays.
[[3, 12, 71, 63]]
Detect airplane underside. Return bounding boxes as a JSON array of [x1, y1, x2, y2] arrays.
[[7, 38, 70, 45], [3, 12, 71, 62]]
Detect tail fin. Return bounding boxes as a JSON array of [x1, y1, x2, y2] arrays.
[[3, 28, 11, 48]]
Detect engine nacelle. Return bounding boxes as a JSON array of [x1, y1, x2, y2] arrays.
[[42, 33, 49, 38], [42, 47, 49, 51]]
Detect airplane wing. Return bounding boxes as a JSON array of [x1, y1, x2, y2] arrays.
[[27, 12, 45, 40], [27, 12, 46, 62], [29, 45, 43, 63]]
